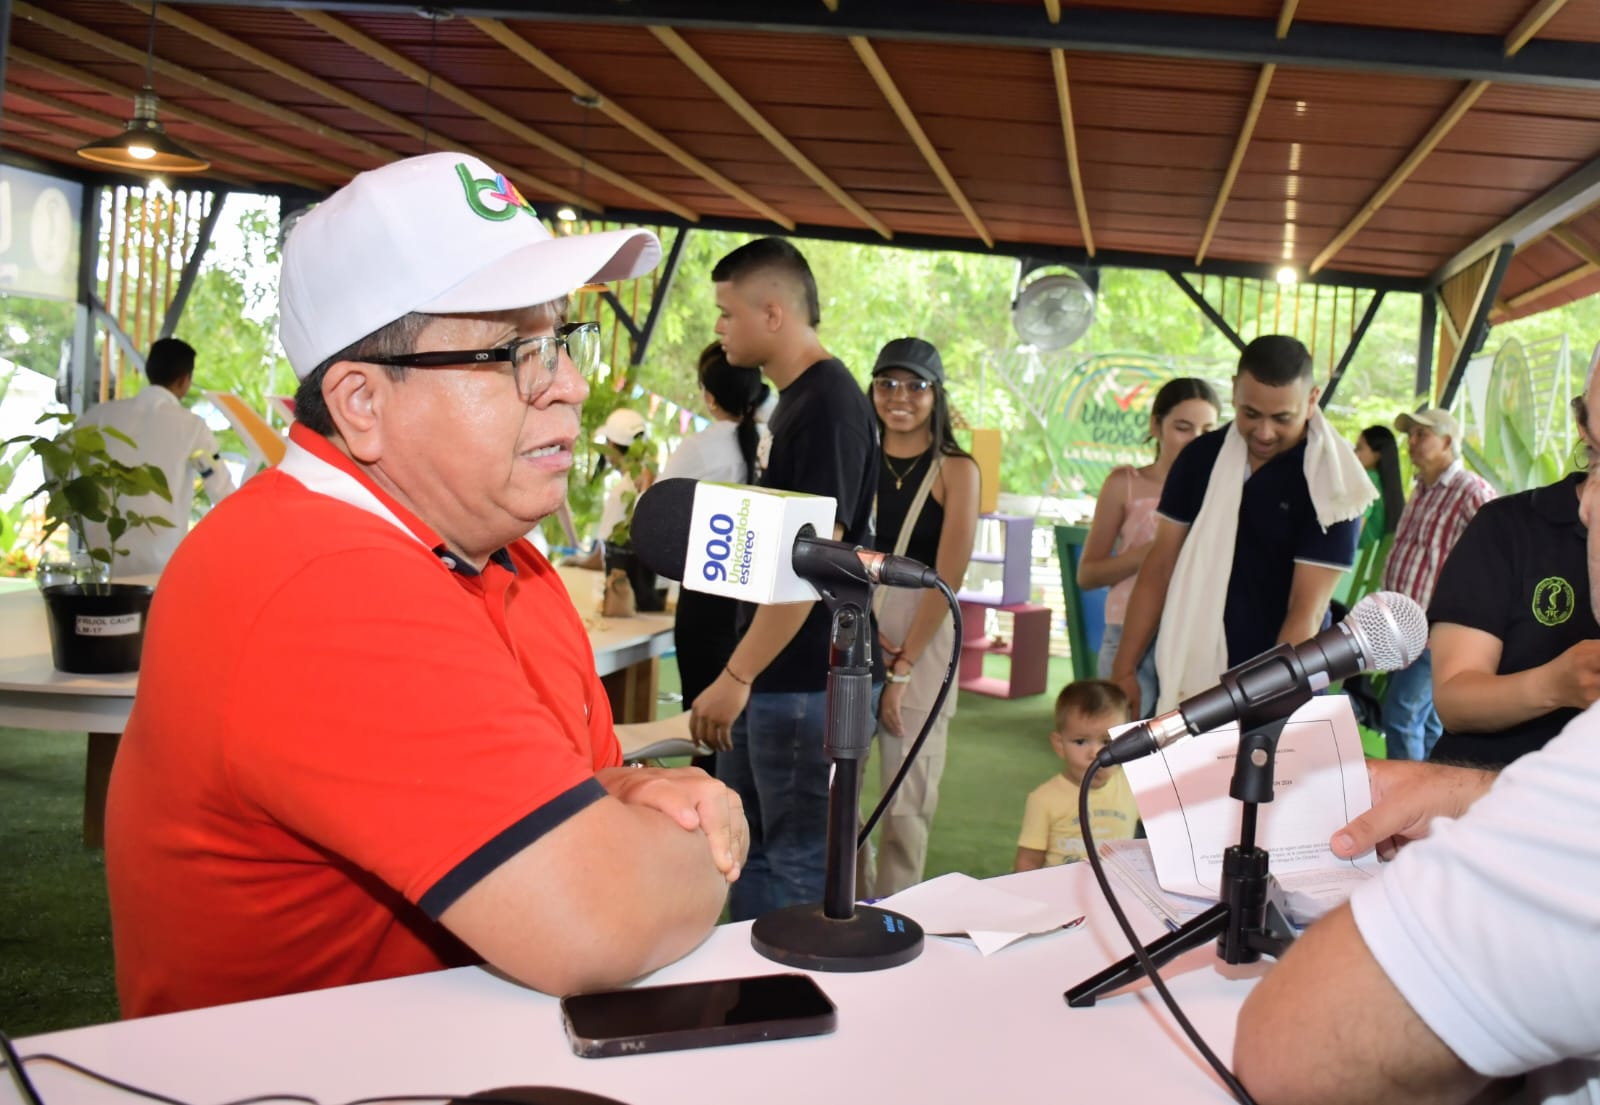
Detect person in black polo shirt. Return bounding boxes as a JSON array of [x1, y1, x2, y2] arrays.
[[1110, 336, 1363, 716], [1426, 396, 1600, 768], [688, 238, 879, 921]]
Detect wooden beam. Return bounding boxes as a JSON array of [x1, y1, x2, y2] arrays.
[[470, 19, 791, 227], [1505, 0, 1571, 56], [6, 83, 321, 189], [1196, 64, 1274, 265], [1551, 225, 1600, 270], [297, 10, 689, 220], [1276, 0, 1300, 39], [1437, 292, 1463, 346], [849, 37, 992, 247], [1043, 0, 1062, 23], [1310, 80, 1488, 273], [1049, 49, 1095, 256], [649, 25, 890, 238], [13, 2, 394, 164], [1505, 264, 1596, 310], [122, 2, 586, 208], [9, 45, 357, 180]]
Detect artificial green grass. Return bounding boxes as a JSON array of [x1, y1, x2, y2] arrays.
[[0, 730, 119, 1036], [0, 655, 1073, 1038]]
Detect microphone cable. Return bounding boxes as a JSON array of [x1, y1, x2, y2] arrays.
[[3, 1026, 571, 1105], [857, 578, 961, 849], [1076, 764, 1259, 1105]]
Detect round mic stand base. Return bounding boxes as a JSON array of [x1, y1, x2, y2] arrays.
[[751, 904, 924, 972]]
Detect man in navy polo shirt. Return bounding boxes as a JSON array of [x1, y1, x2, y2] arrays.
[[1110, 336, 1361, 714]]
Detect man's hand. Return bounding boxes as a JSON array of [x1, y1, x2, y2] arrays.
[[878, 680, 909, 739], [689, 669, 750, 752], [1331, 759, 1496, 861], [600, 765, 748, 881], [1545, 638, 1600, 711]]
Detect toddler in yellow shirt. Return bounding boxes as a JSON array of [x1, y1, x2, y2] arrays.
[[1015, 679, 1141, 870]]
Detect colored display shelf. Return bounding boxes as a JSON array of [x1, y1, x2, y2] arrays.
[[958, 600, 1051, 699]]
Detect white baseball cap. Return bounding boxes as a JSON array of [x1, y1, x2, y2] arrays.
[[602, 408, 648, 445], [278, 152, 661, 379]]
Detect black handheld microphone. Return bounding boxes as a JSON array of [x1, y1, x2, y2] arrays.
[[631, 478, 940, 594], [1100, 590, 1428, 766]]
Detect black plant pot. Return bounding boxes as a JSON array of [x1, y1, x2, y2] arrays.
[[603, 542, 667, 613], [41, 583, 155, 674]]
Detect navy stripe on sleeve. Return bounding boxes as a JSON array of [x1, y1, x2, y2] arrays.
[[418, 776, 607, 918]]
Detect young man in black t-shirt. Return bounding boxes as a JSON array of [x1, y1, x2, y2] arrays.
[[689, 238, 879, 920]]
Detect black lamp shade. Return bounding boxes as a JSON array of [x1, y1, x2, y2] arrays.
[[76, 90, 209, 174]]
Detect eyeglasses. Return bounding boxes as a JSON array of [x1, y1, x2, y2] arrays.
[[362, 322, 602, 402], [872, 376, 933, 395]]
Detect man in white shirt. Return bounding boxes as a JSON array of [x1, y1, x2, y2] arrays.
[[78, 338, 236, 575], [1233, 400, 1600, 1105]]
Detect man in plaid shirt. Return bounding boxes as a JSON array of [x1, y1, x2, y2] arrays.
[[1381, 408, 1496, 760]]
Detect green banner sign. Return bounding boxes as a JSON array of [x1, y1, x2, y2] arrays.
[[1049, 353, 1229, 493]]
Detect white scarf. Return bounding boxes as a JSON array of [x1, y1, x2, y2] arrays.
[[1152, 407, 1375, 713]]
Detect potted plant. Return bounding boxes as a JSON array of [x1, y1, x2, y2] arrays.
[[600, 450, 667, 615], [5, 411, 174, 673]]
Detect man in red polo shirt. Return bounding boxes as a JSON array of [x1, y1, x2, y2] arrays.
[[105, 152, 747, 1017]]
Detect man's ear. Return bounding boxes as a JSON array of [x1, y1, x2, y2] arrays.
[[321, 361, 388, 463], [763, 294, 785, 334], [1306, 383, 1322, 412]]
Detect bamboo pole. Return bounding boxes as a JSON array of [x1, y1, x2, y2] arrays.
[[115, 188, 134, 399], [1308, 285, 1320, 360]]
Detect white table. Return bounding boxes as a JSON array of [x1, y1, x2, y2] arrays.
[[0, 568, 674, 845], [4, 863, 1259, 1104]]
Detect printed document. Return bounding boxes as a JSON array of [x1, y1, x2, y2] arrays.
[[1119, 694, 1379, 923]]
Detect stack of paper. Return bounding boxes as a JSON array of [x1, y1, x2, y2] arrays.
[[1099, 838, 1216, 930]]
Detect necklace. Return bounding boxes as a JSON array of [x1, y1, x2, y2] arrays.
[[883, 452, 923, 491]]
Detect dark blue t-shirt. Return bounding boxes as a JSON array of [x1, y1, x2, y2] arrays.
[[1157, 425, 1359, 666]]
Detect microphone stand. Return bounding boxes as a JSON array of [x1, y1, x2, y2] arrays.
[[751, 575, 924, 972], [1065, 655, 1310, 1007]]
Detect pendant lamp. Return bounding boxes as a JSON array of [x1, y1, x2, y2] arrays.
[[76, 2, 209, 174]]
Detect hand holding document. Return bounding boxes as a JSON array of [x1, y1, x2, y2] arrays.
[[1118, 694, 1379, 926]]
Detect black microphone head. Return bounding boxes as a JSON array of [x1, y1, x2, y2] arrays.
[[628, 477, 697, 581], [1346, 591, 1427, 673]]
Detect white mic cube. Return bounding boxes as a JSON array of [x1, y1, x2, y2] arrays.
[[682, 483, 837, 605]]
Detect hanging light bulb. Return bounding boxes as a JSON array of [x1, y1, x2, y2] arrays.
[[76, 3, 209, 173]]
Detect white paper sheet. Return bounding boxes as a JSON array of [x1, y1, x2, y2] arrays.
[[1119, 695, 1380, 908], [875, 872, 1085, 955]]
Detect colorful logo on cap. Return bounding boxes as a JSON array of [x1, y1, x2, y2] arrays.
[[455, 162, 537, 222], [1532, 576, 1575, 626]]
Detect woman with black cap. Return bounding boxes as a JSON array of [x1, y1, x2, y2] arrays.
[[860, 336, 980, 897], [662, 342, 771, 770]]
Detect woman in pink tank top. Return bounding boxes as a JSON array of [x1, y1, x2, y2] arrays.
[[1077, 378, 1221, 710]]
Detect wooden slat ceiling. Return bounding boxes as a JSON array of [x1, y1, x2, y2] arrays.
[[5, 0, 1600, 312]]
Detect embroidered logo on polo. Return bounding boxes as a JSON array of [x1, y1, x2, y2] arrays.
[[455, 163, 538, 222], [1532, 576, 1576, 626]]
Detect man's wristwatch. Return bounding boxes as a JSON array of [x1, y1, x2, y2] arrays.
[[887, 659, 913, 684]]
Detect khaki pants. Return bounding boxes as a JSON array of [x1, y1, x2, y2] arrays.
[[859, 586, 958, 898]]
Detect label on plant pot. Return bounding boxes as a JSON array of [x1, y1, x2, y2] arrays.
[[76, 613, 142, 637]]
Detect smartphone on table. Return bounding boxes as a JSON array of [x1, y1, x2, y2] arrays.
[[560, 972, 836, 1059]]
